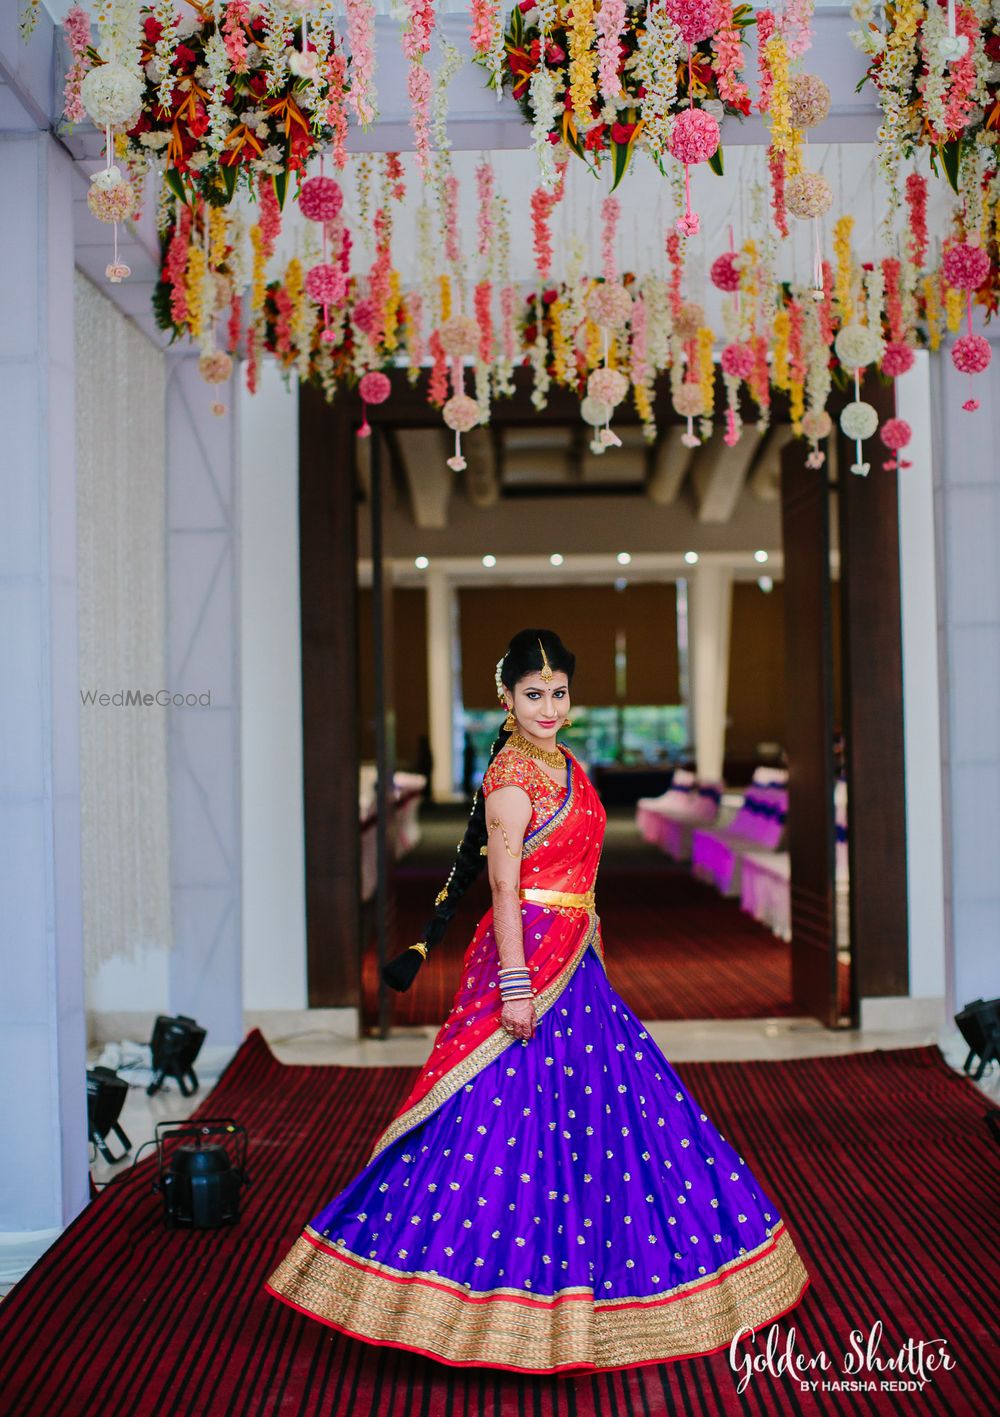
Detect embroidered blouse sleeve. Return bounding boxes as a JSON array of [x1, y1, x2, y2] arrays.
[[482, 752, 536, 802]]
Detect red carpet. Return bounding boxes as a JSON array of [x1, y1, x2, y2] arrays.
[[0, 1031, 996, 1415], [364, 861, 811, 1028]]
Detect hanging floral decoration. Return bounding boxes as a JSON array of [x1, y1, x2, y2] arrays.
[[481, 0, 754, 188], [852, 0, 1000, 199]]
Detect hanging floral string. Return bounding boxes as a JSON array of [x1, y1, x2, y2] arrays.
[[62, 5, 93, 123], [344, 0, 377, 125], [596, 0, 628, 102]]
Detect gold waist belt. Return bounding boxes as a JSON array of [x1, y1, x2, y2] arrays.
[[519, 886, 595, 911]]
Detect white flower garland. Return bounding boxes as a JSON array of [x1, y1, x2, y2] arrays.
[[528, 64, 561, 190], [432, 38, 465, 153], [634, 2, 681, 158]]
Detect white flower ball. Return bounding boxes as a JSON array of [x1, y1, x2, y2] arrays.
[[834, 323, 884, 371], [90, 165, 124, 191], [581, 396, 612, 428], [81, 63, 144, 128], [839, 400, 878, 442]]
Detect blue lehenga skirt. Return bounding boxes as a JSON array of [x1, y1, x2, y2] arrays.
[[265, 938, 812, 1373]]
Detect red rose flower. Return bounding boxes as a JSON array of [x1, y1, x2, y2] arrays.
[[611, 120, 637, 144], [174, 42, 196, 68], [545, 42, 566, 62], [188, 104, 209, 139], [144, 16, 163, 43], [542, 288, 559, 304], [986, 34, 1000, 61], [249, 72, 269, 96]]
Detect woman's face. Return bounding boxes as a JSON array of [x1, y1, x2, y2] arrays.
[[505, 671, 571, 738]]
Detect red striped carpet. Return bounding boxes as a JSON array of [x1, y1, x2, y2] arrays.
[[1, 1031, 996, 1415], [364, 860, 810, 1028]]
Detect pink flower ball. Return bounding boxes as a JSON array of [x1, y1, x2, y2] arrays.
[[353, 297, 379, 335], [439, 314, 480, 358], [879, 417, 912, 452], [710, 252, 741, 293], [788, 74, 831, 130], [880, 341, 915, 378], [785, 172, 832, 221], [665, 0, 722, 44], [801, 409, 832, 441], [443, 393, 482, 434], [305, 263, 347, 306], [942, 242, 991, 291], [668, 107, 720, 166], [720, 342, 753, 380], [87, 180, 134, 224], [951, 333, 991, 374], [673, 383, 705, 418], [674, 300, 704, 341], [587, 366, 629, 409], [198, 350, 233, 385], [299, 176, 343, 223], [587, 282, 633, 329], [359, 370, 391, 406]]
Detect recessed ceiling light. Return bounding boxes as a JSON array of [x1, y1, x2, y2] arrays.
[[414, 556, 429, 569], [482, 554, 496, 567], [616, 551, 632, 565], [754, 549, 769, 563], [758, 575, 774, 593], [550, 553, 564, 566], [684, 551, 699, 565]]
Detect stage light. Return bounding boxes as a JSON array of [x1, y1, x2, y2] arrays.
[[617, 552, 632, 565], [755, 550, 769, 563], [147, 1014, 206, 1098], [758, 575, 775, 593], [955, 997, 1000, 1081], [550, 553, 564, 566], [86, 1066, 132, 1164], [414, 555, 429, 569], [684, 551, 699, 565], [482, 554, 496, 567], [154, 1119, 250, 1229]]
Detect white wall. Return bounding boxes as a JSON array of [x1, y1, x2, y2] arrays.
[[239, 364, 307, 1010]]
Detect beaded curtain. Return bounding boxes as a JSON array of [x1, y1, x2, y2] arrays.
[[75, 272, 173, 976]]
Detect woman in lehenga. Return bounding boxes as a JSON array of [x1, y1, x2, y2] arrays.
[[265, 628, 812, 1374]]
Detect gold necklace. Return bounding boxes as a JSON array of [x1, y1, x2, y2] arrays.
[[509, 729, 565, 770]]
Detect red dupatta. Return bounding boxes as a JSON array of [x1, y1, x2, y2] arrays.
[[368, 747, 607, 1162]]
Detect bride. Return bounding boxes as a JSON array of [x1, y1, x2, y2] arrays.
[[265, 628, 811, 1373]]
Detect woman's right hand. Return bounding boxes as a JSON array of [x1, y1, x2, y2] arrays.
[[501, 997, 536, 1040]]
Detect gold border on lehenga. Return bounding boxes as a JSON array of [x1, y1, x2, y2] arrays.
[[265, 1219, 811, 1372], [521, 750, 574, 859], [365, 909, 601, 1164]]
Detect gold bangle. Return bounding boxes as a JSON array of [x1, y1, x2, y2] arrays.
[[409, 942, 428, 959]]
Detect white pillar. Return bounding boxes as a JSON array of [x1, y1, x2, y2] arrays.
[[426, 567, 460, 801], [894, 353, 946, 1010], [239, 364, 306, 1011], [930, 338, 1000, 1018], [165, 355, 243, 1046], [689, 562, 734, 782], [0, 134, 89, 1280]]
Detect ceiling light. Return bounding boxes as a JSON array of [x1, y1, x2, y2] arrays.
[[482, 554, 496, 567], [616, 552, 632, 565], [550, 553, 564, 566], [754, 549, 769, 563], [614, 577, 628, 592], [758, 575, 774, 593], [414, 556, 429, 569], [684, 551, 699, 565]]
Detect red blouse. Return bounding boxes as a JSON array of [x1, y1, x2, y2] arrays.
[[482, 747, 569, 837]]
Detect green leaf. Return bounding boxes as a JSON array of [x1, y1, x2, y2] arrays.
[[273, 168, 289, 210], [610, 139, 633, 191], [708, 144, 724, 177], [164, 166, 189, 207], [220, 162, 238, 204], [937, 141, 961, 194]]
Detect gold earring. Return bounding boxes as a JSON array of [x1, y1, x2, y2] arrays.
[[564, 716, 574, 728], [503, 708, 516, 731]]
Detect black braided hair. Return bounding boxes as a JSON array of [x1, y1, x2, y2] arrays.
[[381, 628, 576, 992]]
